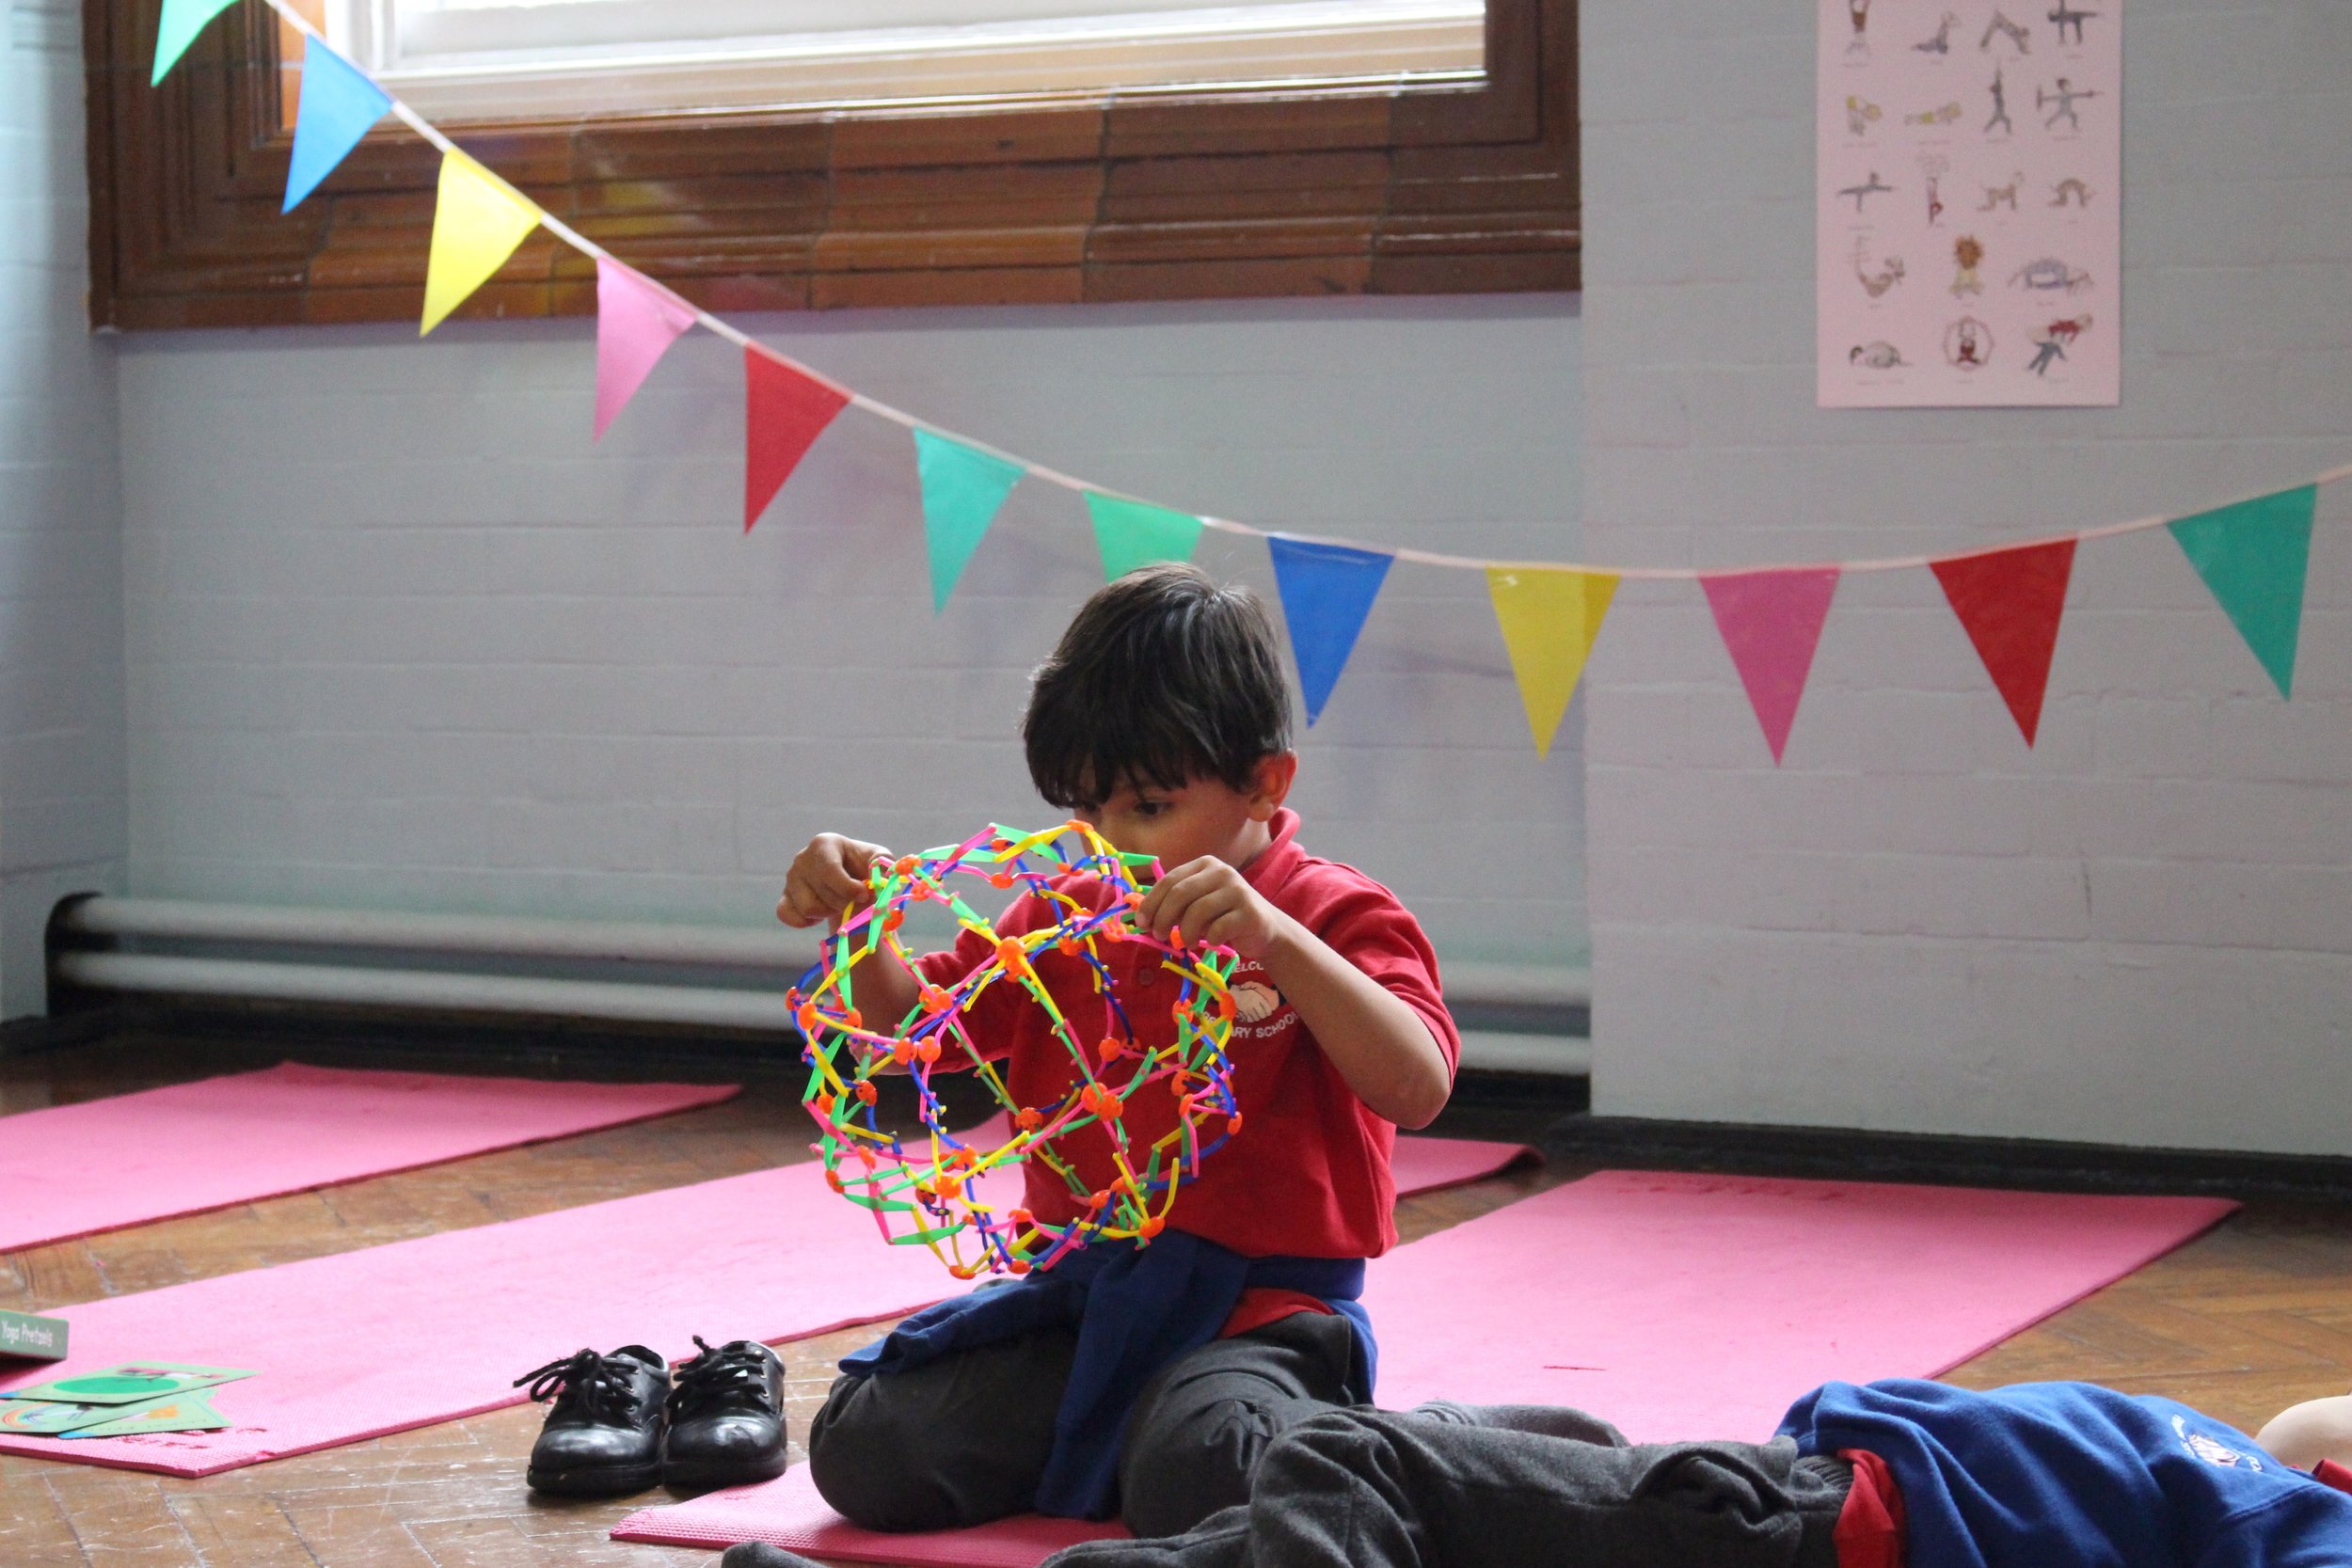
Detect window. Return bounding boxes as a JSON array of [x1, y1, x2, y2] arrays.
[[88, 0, 1575, 329], [335, 0, 1486, 119]]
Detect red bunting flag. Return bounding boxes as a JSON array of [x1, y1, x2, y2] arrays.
[[744, 349, 850, 533], [1930, 538, 2077, 745]]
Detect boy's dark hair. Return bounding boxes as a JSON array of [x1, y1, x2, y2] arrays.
[[1025, 563, 1294, 809]]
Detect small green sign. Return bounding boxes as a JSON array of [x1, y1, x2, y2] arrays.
[[0, 1309, 68, 1363]]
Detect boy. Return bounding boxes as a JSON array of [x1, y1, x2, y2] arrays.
[[723, 1379, 2352, 1568], [775, 564, 1459, 1536]]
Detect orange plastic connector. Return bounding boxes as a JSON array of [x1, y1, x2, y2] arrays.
[[919, 985, 952, 1013], [1226, 1115, 1244, 1135], [854, 1080, 879, 1104], [1137, 1215, 1165, 1240], [995, 937, 1029, 972], [1015, 1108, 1044, 1132]]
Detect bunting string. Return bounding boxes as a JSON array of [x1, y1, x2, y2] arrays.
[[170, 0, 2349, 762]]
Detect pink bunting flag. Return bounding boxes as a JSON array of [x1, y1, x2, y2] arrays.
[[594, 259, 697, 441], [1700, 567, 1842, 764]]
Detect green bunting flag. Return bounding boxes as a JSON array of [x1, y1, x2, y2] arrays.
[[1084, 493, 1203, 583], [2166, 484, 2317, 699], [152, 0, 239, 85], [914, 430, 1025, 612]]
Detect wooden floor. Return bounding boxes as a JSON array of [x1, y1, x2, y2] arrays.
[[5, 1034, 2351, 1568]]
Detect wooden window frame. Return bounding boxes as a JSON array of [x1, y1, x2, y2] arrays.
[[81, 0, 1577, 330]]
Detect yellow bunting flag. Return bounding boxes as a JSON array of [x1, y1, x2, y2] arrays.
[[421, 151, 542, 336], [1486, 567, 1619, 757]]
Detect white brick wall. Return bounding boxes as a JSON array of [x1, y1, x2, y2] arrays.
[[0, 1, 127, 1019], [118, 297, 1586, 974], [1583, 0, 2352, 1154]]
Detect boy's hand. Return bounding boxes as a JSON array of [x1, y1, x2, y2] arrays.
[[778, 834, 891, 929], [1137, 857, 1288, 960]]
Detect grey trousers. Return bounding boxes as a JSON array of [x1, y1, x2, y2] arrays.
[[805, 1309, 1363, 1537], [1040, 1405, 1851, 1568]]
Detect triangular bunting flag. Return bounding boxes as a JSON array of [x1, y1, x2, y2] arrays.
[[914, 431, 1025, 611], [1485, 567, 1618, 757], [1085, 494, 1204, 583], [595, 260, 697, 441], [151, 0, 237, 84], [2166, 484, 2317, 699], [421, 150, 541, 336], [1931, 538, 2077, 745], [282, 39, 390, 213], [1700, 567, 1841, 764], [743, 349, 850, 531], [1268, 537, 1395, 726]]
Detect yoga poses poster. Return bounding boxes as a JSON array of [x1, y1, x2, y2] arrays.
[[1818, 0, 2121, 406]]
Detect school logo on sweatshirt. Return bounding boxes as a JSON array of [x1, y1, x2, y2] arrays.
[[1226, 973, 1292, 1038], [2175, 1415, 2262, 1470]]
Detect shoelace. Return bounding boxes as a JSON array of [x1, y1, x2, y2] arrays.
[[666, 1336, 777, 1423], [513, 1348, 646, 1425]]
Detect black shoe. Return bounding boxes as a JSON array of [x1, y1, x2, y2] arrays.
[[663, 1336, 788, 1491], [720, 1546, 825, 1568], [516, 1345, 670, 1497]]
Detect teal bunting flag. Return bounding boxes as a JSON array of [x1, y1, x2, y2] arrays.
[[1085, 493, 1204, 583], [1266, 535, 1395, 725], [914, 430, 1025, 612], [283, 40, 392, 213], [152, 0, 239, 85], [2167, 484, 2317, 699]]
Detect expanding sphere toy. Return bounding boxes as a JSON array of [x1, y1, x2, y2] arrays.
[[792, 822, 1242, 1279]]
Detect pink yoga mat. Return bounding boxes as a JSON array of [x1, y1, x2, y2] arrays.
[[1, 1062, 742, 1254], [0, 1129, 1530, 1476], [614, 1170, 2235, 1567], [957, 1114, 1534, 1197]]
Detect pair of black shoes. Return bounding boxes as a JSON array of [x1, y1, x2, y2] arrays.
[[516, 1337, 787, 1497]]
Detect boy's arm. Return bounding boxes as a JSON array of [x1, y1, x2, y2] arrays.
[[777, 833, 922, 1027], [1141, 859, 1453, 1130]]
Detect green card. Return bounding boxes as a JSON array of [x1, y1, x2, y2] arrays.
[[0, 1398, 114, 1434], [3, 1362, 254, 1407], [62, 1390, 230, 1438], [0, 1309, 68, 1362]]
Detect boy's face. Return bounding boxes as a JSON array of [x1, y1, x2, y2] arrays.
[[1071, 753, 1296, 873]]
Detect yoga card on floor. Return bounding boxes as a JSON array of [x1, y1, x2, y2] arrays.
[[0, 1130, 1534, 1477], [3, 1362, 253, 1406], [0, 1062, 741, 1253], [614, 1171, 2236, 1568]]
